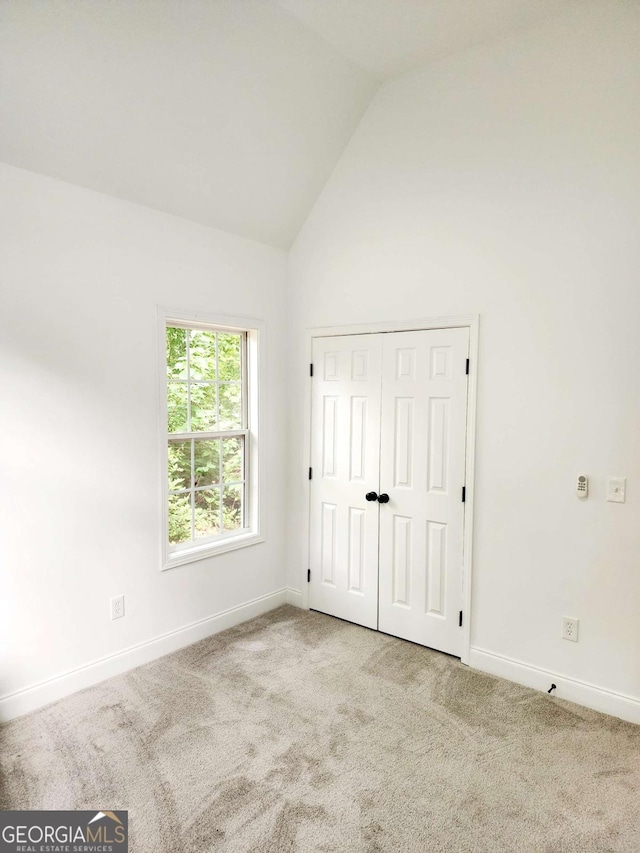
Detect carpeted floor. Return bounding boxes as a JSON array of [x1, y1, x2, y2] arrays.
[[1, 606, 639, 852]]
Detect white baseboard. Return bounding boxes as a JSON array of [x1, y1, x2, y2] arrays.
[[469, 647, 640, 725], [286, 587, 304, 608], [0, 588, 288, 723]]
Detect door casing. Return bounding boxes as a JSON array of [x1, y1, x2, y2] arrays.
[[300, 315, 479, 666]]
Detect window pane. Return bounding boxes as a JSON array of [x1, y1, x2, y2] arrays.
[[218, 333, 242, 381], [222, 484, 243, 532], [169, 492, 192, 544], [194, 439, 220, 487], [194, 488, 220, 539], [222, 436, 243, 482], [189, 330, 217, 381], [167, 382, 188, 433], [218, 383, 242, 429], [166, 327, 187, 379], [190, 383, 217, 431], [168, 440, 191, 491]]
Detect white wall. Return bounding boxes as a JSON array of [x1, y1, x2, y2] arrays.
[[0, 163, 288, 712], [287, 2, 640, 706]]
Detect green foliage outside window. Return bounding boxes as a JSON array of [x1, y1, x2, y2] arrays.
[[166, 326, 245, 545]]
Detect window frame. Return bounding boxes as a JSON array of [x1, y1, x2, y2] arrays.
[[158, 308, 265, 570]]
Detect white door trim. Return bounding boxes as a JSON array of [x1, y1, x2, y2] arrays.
[[300, 315, 479, 666]]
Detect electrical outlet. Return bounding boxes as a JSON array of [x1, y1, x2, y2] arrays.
[[562, 616, 578, 642], [110, 595, 125, 620]]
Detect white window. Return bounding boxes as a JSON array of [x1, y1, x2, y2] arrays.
[[159, 310, 264, 569]]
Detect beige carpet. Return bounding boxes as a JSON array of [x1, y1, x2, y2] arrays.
[[1, 606, 639, 852]]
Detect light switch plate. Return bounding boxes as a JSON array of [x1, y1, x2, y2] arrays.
[[607, 477, 626, 503]]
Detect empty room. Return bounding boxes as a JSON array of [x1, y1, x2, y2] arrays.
[[1, 1, 639, 850]]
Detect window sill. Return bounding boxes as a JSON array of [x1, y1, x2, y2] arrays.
[[162, 530, 265, 571]]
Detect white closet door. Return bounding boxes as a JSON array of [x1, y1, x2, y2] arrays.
[[308, 335, 382, 629], [377, 328, 469, 656]]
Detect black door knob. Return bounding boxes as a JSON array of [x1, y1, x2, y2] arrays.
[[365, 491, 378, 502], [378, 493, 390, 504]]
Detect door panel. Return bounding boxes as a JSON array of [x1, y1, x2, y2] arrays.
[[378, 328, 469, 656], [309, 336, 382, 629]]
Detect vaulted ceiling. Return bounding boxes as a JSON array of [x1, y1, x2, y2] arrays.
[[0, 0, 572, 249], [276, 0, 570, 78]]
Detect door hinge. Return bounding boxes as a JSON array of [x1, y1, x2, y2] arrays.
[[461, 486, 466, 502], [307, 569, 311, 583], [465, 358, 470, 375], [459, 610, 463, 627], [310, 363, 313, 377], [309, 467, 312, 480]]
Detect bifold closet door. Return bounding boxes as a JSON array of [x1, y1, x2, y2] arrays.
[[308, 335, 382, 630], [377, 328, 469, 657]]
